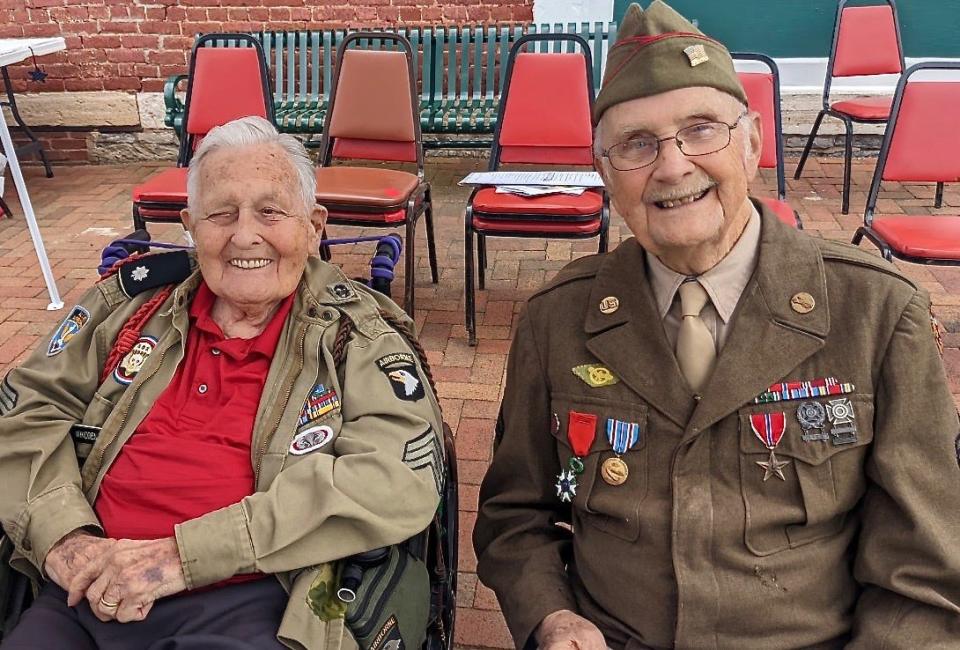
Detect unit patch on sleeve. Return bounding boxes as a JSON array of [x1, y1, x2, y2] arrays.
[[369, 614, 404, 650], [376, 352, 425, 401], [299, 383, 341, 426], [402, 428, 443, 494], [0, 374, 18, 415], [47, 305, 91, 356], [113, 335, 158, 385]]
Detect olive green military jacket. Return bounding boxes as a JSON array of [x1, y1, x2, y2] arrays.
[[0, 255, 444, 650], [474, 204, 960, 649]]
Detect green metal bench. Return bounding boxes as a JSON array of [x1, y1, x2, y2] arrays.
[[164, 22, 617, 149]]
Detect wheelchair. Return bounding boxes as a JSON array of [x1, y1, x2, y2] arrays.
[[0, 233, 458, 649]]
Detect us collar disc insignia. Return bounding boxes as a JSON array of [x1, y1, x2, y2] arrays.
[[113, 335, 158, 385], [290, 425, 334, 456], [750, 411, 791, 481], [599, 296, 620, 314], [683, 44, 709, 67], [601, 457, 629, 486], [299, 383, 341, 427], [47, 305, 91, 356], [555, 469, 578, 502], [376, 352, 425, 401], [572, 364, 619, 388], [754, 377, 855, 404], [796, 401, 828, 442], [790, 292, 816, 314], [826, 397, 857, 445]]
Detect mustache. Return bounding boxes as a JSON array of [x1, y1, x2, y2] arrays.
[[644, 178, 717, 204]]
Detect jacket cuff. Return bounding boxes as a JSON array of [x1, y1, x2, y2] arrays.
[[503, 581, 578, 649], [11, 485, 101, 574], [175, 503, 255, 589]]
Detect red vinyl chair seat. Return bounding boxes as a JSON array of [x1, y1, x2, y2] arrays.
[[756, 197, 800, 229], [471, 187, 603, 218], [472, 214, 602, 235], [868, 215, 960, 260], [325, 207, 407, 224], [132, 168, 188, 204], [314, 167, 420, 209], [831, 96, 892, 120]]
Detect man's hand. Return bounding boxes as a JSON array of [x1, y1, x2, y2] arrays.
[[43, 530, 117, 594], [536, 609, 607, 650], [73, 537, 187, 623]]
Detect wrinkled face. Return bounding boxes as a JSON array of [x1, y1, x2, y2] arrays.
[[595, 86, 762, 259], [182, 143, 326, 312]]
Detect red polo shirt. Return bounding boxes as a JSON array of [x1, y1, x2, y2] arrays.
[[96, 282, 294, 549]]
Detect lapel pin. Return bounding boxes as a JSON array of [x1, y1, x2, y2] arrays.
[[599, 296, 620, 314], [790, 292, 816, 314]]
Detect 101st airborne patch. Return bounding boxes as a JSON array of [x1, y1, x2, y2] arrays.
[[376, 352, 425, 401]]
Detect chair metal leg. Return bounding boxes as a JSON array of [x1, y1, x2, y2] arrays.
[[0, 195, 12, 219], [794, 110, 827, 180], [2, 67, 54, 178], [319, 228, 331, 261], [424, 187, 439, 284], [132, 204, 146, 231], [477, 235, 487, 291], [404, 218, 416, 315], [841, 116, 854, 215], [935, 182, 945, 209], [464, 207, 477, 347], [852, 227, 865, 246]]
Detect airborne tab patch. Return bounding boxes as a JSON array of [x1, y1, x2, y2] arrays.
[[376, 352, 425, 402]]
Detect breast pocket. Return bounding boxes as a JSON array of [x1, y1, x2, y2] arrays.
[[738, 394, 874, 556], [550, 392, 649, 542]]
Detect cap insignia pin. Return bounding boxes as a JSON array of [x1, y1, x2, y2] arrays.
[[683, 44, 709, 67]]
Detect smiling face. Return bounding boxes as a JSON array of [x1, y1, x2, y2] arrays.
[[595, 86, 762, 272], [181, 142, 326, 314]]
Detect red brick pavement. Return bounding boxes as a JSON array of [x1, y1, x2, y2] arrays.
[[1, 157, 959, 649]]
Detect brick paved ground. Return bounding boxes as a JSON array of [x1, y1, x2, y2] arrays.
[[1, 156, 959, 649]]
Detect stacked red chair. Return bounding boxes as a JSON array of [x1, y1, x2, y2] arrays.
[[314, 32, 438, 316], [131, 34, 273, 231], [852, 62, 960, 264], [734, 52, 801, 229], [464, 33, 608, 345], [793, 0, 905, 215]]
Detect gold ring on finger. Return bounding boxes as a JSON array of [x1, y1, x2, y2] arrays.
[[99, 596, 120, 609]]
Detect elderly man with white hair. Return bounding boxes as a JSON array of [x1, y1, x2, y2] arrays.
[[0, 116, 444, 649]]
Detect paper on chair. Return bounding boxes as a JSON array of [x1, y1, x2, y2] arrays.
[[494, 185, 588, 197], [459, 171, 604, 187]]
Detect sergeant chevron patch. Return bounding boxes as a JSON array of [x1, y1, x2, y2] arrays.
[[0, 374, 18, 415], [402, 428, 443, 495]]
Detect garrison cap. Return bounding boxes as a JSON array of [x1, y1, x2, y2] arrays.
[[593, 0, 748, 125]]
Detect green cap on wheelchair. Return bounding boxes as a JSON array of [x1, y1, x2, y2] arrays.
[[593, 0, 748, 125]]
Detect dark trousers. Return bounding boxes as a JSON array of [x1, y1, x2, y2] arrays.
[[2, 578, 288, 649]]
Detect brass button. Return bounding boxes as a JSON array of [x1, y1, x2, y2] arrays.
[[790, 292, 815, 314], [599, 296, 620, 314]]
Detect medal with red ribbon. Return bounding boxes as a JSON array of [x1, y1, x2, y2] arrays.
[[749, 412, 791, 481], [555, 410, 597, 502]]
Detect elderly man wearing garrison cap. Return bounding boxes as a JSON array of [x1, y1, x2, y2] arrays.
[[474, 2, 960, 648]]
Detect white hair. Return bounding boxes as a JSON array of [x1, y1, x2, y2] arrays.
[[186, 115, 316, 214], [593, 98, 755, 163]]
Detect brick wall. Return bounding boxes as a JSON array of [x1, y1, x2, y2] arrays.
[[1, 0, 535, 94]]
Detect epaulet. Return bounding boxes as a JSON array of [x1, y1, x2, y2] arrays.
[[530, 252, 606, 300], [814, 238, 918, 290], [99, 250, 193, 298]]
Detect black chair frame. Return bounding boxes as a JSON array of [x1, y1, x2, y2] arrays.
[[465, 33, 609, 346], [794, 0, 906, 215], [851, 61, 960, 265], [317, 31, 438, 316], [133, 33, 273, 231]]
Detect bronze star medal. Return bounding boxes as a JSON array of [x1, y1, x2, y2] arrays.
[[749, 412, 790, 482]]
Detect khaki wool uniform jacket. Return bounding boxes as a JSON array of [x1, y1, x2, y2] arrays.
[[474, 203, 960, 649], [0, 255, 444, 650]]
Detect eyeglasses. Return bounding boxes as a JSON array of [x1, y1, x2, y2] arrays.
[[201, 206, 298, 227], [602, 112, 748, 171]]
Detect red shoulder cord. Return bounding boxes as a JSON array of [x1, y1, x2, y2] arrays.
[[99, 285, 174, 385]]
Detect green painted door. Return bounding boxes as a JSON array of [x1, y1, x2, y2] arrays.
[[612, 0, 959, 57]]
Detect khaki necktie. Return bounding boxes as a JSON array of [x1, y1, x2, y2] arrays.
[[676, 279, 716, 392]]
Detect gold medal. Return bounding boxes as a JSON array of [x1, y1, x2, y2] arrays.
[[600, 456, 629, 486]]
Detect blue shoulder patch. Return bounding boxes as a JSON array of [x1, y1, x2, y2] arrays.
[[47, 305, 91, 357]]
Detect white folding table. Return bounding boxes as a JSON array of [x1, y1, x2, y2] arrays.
[[0, 37, 66, 310]]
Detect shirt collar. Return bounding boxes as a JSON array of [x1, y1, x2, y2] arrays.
[[189, 281, 296, 359], [645, 203, 762, 323]]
